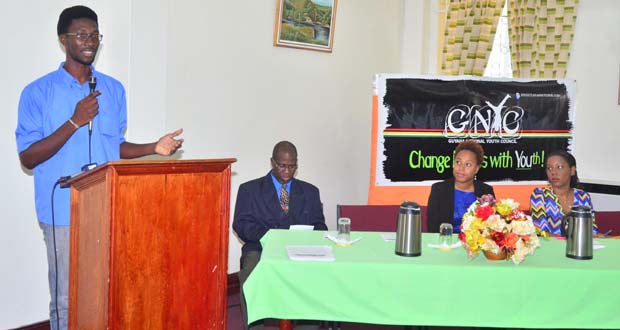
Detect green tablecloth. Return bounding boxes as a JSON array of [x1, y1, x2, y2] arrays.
[[243, 230, 620, 328]]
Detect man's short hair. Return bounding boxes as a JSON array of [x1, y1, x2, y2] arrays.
[[272, 141, 297, 160], [57, 5, 98, 36]]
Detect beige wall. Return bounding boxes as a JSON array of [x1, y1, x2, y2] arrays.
[[1, 0, 402, 327], [567, 0, 620, 183], [1, 1, 132, 328], [1, 0, 619, 328], [155, 0, 404, 273]]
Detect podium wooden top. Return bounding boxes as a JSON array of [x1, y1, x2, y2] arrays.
[[65, 158, 236, 187], [106, 158, 237, 167]]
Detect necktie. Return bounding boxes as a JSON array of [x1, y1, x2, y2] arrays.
[[280, 184, 289, 215]]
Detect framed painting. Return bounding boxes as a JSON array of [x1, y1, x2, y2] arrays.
[[273, 0, 338, 52]]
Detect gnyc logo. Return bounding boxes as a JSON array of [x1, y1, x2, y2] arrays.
[[444, 95, 524, 138]]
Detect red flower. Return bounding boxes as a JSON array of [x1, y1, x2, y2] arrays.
[[490, 231, 505, 247], [458, 231, 466, 242], [476, 205, 494, 220]]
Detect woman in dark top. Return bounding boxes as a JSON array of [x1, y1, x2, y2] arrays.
[[427, 140, 495, 233]]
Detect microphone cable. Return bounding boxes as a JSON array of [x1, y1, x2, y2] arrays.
[[50, 179, 65, 330], [88, 128, 93, 166], [50, 175, 71, 330]]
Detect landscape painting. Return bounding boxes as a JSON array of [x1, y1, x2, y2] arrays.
[[273, 0, 338, 52]]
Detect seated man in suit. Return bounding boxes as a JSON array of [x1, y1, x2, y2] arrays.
[[233, 141, 327, 330]]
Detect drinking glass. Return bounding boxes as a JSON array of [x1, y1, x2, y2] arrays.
[[438, 223, 453, 247], [337, 217, 351, 242]]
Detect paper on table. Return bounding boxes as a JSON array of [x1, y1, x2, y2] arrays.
[[593, 239, 605, 250], [290, 225, 314, 231], [381, 233, 396, 241], [428, 241, 462, 250], [286, 245, 335, 262]]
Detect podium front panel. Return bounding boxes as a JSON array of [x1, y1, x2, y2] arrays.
[[68, 160, 234, 330]]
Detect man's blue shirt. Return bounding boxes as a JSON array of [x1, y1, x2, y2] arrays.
[[270, 172, 291, 202], [16, 63, 127, 225]]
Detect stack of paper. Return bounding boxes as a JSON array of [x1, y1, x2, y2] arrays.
[[593, 239, 606, 250], [289, 225, 314, 231], [381, 233, 396, 241], [324, 233, 363, 246], [286, 245, 335, 262]]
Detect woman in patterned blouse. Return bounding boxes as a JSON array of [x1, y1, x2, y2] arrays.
[[530, 150, 597, 235]]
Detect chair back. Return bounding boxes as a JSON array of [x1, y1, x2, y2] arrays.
[[592, 211, 620, 235], [337, 204, 428, 232]]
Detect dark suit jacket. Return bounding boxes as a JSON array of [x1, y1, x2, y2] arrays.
[[426, 178, 495, 233], [232, 172, 327, 255]]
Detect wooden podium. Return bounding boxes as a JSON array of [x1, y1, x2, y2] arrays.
[[66, 159, 236, 330]]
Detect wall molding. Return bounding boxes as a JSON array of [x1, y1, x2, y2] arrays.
[[10, 321, 48, 330], [581, 182, 620, 196]]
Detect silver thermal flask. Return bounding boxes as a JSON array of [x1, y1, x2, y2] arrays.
[[395, 201, 422, 257], [565, 205, 593, 260]]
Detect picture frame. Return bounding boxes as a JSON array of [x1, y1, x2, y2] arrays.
[[273, 0, 338, 53]]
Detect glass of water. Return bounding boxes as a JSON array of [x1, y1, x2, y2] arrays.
[[337, 217, 351, 242], [439, 223, 453, 248]]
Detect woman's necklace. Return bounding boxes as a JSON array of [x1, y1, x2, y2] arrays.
[[556, 189, 574, 212]]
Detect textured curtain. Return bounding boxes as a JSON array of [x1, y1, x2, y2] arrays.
[[440, 0, 505, 76], [509, 0, 579, 78]]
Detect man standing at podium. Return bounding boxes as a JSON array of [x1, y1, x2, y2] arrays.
[[15, 6, 183, 330], [233, 141, 327, 330]]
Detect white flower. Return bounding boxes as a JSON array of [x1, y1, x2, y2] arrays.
[[461, 213, 477, 231], [526, 234, 541, 250], [511, 239, 530, 264], [482, 239, 500, 253], [486, 214, 507, 232], [511, 219, 536, 236], [466, 201, 480, 213]]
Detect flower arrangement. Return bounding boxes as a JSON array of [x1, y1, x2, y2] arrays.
[[459, 194, 540, 264]]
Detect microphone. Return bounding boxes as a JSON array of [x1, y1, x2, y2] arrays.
[[81, 75, 98, 172], [88, 76, 97, 132]]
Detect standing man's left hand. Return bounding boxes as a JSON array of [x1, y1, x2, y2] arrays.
[[155, 128, 184, 156]]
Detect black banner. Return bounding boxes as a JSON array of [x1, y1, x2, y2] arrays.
[[377, 76, 574, 184]]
